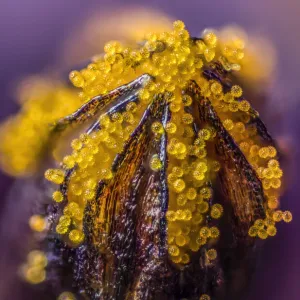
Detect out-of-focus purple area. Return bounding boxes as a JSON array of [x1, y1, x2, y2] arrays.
[[0, 0, 299, 299]]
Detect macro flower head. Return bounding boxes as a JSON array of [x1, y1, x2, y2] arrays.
[[0, 18, 293, 300]]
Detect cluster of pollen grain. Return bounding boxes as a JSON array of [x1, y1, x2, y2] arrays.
[[21, 250, 47, 284], [248, 208, 292, 239], [208, 72, 291, 239], [0, 79, 82, 176], [40, 20, 291, 276], [209, 73, 292, 237], [48, 102, 147, 243], [165, 94, 223, 265], [42, 21, 222, 250]]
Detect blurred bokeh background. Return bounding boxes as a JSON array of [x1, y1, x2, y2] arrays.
[[0, 0, 299, 299]]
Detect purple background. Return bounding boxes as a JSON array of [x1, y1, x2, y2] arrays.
[[0, 0, 299, 299]]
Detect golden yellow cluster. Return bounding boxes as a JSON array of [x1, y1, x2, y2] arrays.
[[41, 20, 292, 269], [165, 121, 222, 264], [21, 250, 47, 284], [44, 21, 224, 261], [47, 102, 150, 243], [212, 83, 291, 238], [190, 71, 291, 242], [0, 79, 81, 176]]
